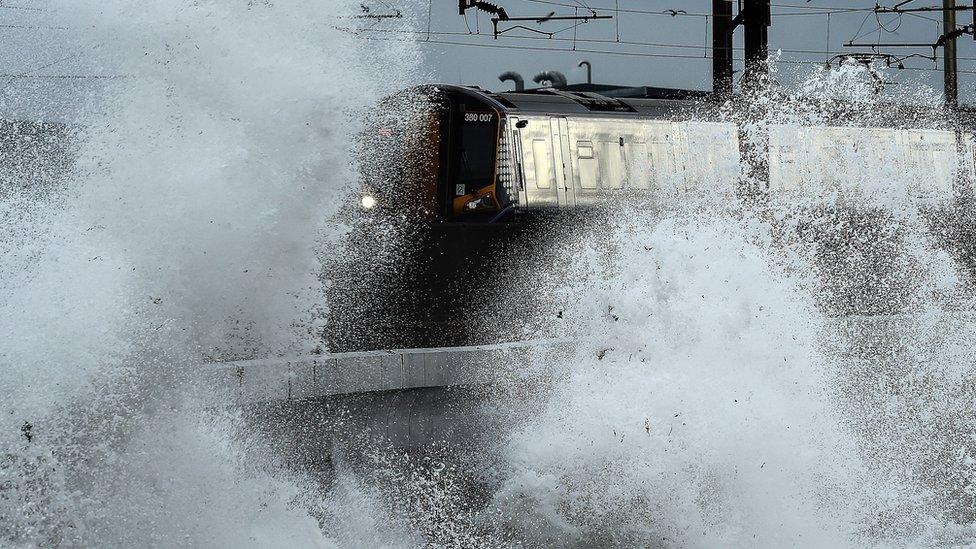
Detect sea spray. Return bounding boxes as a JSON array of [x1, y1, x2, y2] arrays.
[[473, 63, 976, 547], [5, 9, 976, 545], [483, 206, 877, 547], [0, 0, 422, 545]]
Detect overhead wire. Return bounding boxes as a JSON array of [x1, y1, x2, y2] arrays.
[[522, 0, 875, 17], [0, 23, 67, 30], [355, 0, 976, 66], [0, 74, 123, 79], [876, 11, 905, 34], [0, 4, 44, 11], [343, 25, 976, 62], [2, 50, 87, 89], [5, 2, 969, 90], [351, 32, 976, 76], [571, 0, 593, 11]]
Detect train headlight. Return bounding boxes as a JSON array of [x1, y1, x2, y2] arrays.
[[361, 195, 377, 210]]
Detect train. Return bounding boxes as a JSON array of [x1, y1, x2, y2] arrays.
[[359, 84, 976, 223], [328, 84, 976, 352]]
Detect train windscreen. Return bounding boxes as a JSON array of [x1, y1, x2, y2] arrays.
[[456, 111, 497, 195]]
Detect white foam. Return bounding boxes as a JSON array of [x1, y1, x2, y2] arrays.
[[0, 1, 421, 545]]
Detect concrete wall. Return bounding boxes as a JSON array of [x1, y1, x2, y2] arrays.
[[204, 339, 566, 405]]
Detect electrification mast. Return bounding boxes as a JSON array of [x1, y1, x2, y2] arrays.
[[712, 0, 734, 95], [712, 0, 771, 94], [945, 0, 959, 107], [743, 0, 771, 84]]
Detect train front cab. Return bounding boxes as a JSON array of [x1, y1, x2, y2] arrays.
[[408, 88, 528, 348], [335, 87, 516, 351], [434, 87, 515, 223]]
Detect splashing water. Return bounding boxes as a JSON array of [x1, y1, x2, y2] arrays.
[[3, 7, 976, 546], [473, 63, 976, 547], [1, 1, 422, 545], [482, 205, 970, 547], [491, 210, 865, 546]]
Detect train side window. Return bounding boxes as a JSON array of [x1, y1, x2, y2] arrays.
[[577, 141, 594, 159], [531, 139, 554, 189], [577, 141, 598, 189], [648, 141, 678, 189], [929, 140, 955, 195]]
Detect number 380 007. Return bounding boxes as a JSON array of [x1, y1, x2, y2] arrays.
[[464, 112, 493, 123]]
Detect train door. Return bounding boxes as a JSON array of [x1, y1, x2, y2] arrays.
[[519, 117, 559, 208], [645, 121, 683, 197], [963, 131, 976, 196], [905, 129, 956, 198], [566, 117, 599, 205], [509, 118, 529, 207], [681, 121, 741, 195], [549, 117, 575, 207]]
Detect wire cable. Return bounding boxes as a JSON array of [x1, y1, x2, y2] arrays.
[[353, 33, 976, 75], [522, 0, 875, 18], [344, 25, 976, 62]]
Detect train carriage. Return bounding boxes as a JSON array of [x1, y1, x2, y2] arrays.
[[362, 84, 742, 222], [361, 84, 976, 223], [335, 84, 976, 351]]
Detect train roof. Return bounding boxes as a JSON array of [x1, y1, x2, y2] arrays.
[[424, 84, 711, 119], [412, 84, 976, 130]]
